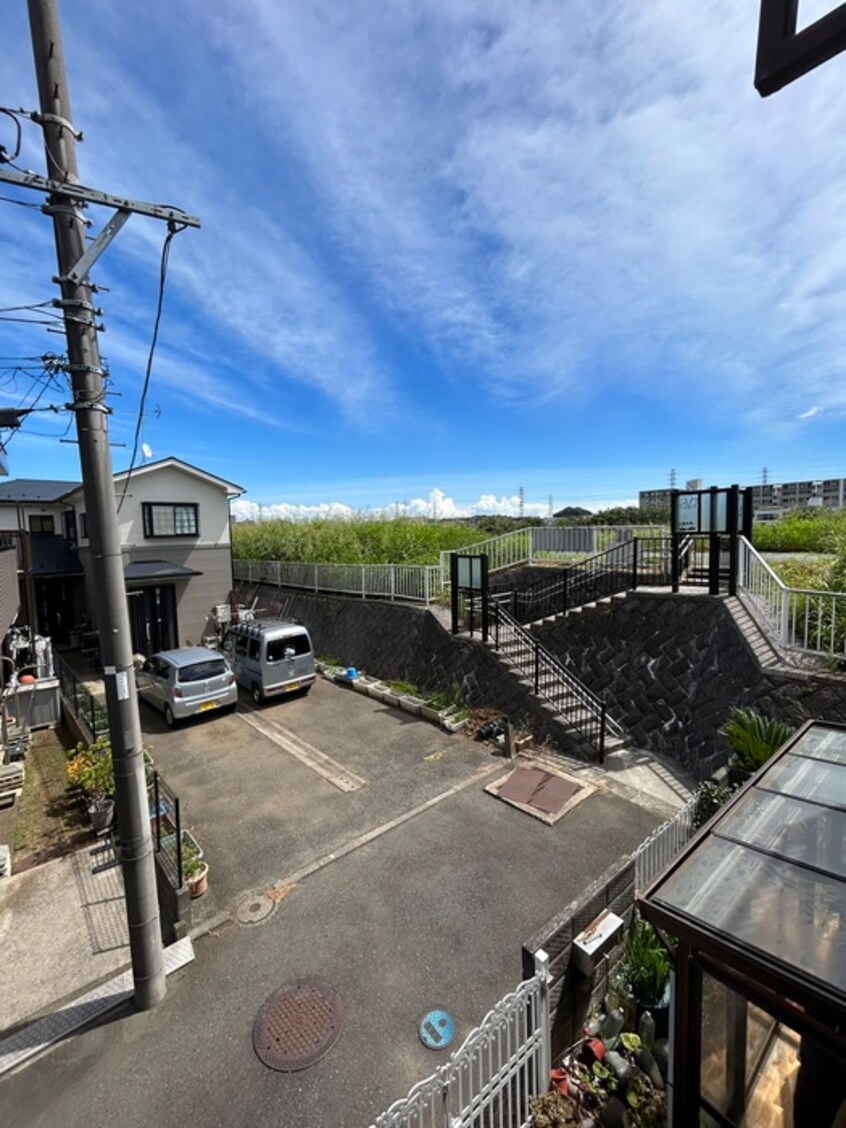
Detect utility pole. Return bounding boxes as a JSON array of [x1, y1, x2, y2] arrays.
[[27, 0, 165, 1008]]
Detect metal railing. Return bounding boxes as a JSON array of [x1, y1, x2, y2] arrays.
[[492, 604, 608, 761], [439, 525, 668, 581], [372, 951, 550, 1128], [439, 527, 532, 580], [233, 559, 444, 605], [738, 536, 846, 658], [55, 652, 109, 740], [147, 768, 183, 888], [633, 792, 698, 890], [510, 537, 673, 625]]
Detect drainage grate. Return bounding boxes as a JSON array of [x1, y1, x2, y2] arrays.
[[253, 979, 344, 1071]]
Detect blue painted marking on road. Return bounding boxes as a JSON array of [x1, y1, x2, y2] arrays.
[[418, 1009, 455, 1050]]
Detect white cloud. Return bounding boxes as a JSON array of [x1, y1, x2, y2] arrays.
[[798, 405, 822, 420]]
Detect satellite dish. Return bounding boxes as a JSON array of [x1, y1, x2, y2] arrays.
[[141, 443, 153, 461]]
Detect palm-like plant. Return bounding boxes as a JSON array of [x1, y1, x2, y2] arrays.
[[720, 708, 793, 774]]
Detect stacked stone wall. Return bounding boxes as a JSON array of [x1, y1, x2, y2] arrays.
[[235, 582, 846, 778], [533, 591, 846, 777]]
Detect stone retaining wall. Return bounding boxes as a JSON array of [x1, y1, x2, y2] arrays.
[[235, 582, 846, 778], [533, 591, 846, 778], [235, 582, 585, 751]]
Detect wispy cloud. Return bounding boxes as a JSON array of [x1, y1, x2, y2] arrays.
[[798, 405, 821, 420]]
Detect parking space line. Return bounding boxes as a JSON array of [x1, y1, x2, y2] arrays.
[[238, 711, 368, 792]]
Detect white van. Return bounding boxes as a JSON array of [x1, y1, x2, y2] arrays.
[[222, 619, 316, 704]]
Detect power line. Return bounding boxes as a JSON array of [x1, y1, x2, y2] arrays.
[[117, 220, 186, 510]]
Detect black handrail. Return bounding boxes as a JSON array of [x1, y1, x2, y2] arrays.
[[492, 603, 607, 762], [510, 537, 674, 625]]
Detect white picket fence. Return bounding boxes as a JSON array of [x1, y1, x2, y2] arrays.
[[233, 559, 444, 605], [371, 952, 550, 1128]]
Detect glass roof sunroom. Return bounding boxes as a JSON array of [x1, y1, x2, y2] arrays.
[[639, 720, 846, 1127]]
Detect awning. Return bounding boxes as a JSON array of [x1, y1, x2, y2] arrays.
[[124, 560, 202, 582]]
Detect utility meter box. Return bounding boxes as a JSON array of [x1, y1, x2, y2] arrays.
[[573, 909, 625, 976]]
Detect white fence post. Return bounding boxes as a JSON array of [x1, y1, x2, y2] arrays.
[[780, 587, 790, 649], [314, 564, 319, 593], [535, 948, 551, 1090], [424, 567, 431, 606], [390, 564, 396, 601]]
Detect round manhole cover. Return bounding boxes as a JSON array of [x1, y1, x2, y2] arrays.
[[235, 891, 278, 927], [253, 979, 344, 1071]]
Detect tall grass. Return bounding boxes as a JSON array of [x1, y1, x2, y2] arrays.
[[232, 518, 488, 565], [752, 510, 845, 553]]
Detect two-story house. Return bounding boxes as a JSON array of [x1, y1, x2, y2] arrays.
[[0, 458, 244, 655]]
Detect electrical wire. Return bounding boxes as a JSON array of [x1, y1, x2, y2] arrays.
[[117, 221, 187, 510], [0, 195, 42, 211], [0, 108, 22, 164]]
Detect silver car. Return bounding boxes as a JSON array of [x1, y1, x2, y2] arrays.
[[136, 646, 238, 727]]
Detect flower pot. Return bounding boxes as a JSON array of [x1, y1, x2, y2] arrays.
[[186, 861, 209, 899], [88, 798, 115, 834]]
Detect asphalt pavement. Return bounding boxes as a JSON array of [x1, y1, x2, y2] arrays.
[[1, 676, 677, 1127]]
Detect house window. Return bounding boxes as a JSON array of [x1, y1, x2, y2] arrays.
[[79, 513, 88, 539], [29, 514, 55, 534], [64, 510, 77, 542], [142, 502, 199, 538]]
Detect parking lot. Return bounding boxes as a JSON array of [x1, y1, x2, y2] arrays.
[[2, 674, 674, 1127], [140, 675, 498, 920]]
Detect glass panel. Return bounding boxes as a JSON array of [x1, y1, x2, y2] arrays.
[[655, 837, 846, 993], [790, 727, 846, 765], [717, 789, 846, 879], [760, 754, 846, 810], [177, 659, 227, 683]]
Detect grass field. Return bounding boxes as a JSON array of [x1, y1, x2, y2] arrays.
[[232, 518, 489, 565]]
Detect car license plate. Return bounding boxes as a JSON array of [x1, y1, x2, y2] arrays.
[[283, 683, 298, 692], [198, 701, 218, 712]]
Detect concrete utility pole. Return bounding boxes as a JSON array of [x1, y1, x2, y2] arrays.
[[27, 0, 165, 1008]]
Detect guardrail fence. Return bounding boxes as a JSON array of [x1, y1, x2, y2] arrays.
[[371, 951, 550, 1128], [233, 560, 443, 605], [738, 536, 846, 659], [633, 792, 698, 891]]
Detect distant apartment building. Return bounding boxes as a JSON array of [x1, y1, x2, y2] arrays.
[[639, 477, 846, 514]]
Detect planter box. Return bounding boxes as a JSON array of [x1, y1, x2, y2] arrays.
[[442, 708, 468, 733], [365, 682, 388, 703], [420, 703, 441, 724], [399, 695, 424, 717], [160, 828, 203, 862], [381, 690, 401, 708]]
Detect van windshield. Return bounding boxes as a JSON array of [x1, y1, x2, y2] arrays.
[[178, 659, 229, 683], [267, 634, 311, 662]]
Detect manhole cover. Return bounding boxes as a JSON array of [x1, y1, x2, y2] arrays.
[[253, 979, 344, 1071], [235, 891, 278, 926], [419, 1008, 456, 1050]]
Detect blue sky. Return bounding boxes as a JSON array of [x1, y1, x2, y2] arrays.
[[2, 1, 846, 520]]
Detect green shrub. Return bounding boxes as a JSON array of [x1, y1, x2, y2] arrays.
[[692, 780, 737, 830], [720, 707, 793, 774]]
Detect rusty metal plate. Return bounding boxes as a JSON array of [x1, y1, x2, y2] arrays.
[[253, 979, 344, 1071]]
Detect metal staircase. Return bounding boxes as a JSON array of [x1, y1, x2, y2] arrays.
[[490, 603, 625, 762]]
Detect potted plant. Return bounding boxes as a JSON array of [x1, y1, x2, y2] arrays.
[[720, 707, 793, 784], [616, 914, 671, 1037], [67, 736, 115, 833], [182, 838, 209, 898]]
